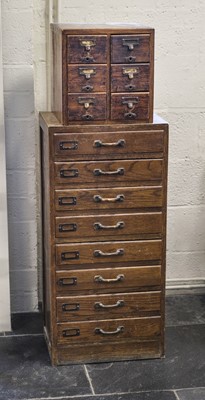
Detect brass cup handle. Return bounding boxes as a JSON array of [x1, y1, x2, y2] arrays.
[[95, 326, 124, 335], [94, 300, 124, 310], [94, 248, 124, 257], [94, 274, 124, 283], [93, 194, 124, 203], [93, 168, 124, 176], [94, 221, 125, 230], [94, 139, 126, 148]]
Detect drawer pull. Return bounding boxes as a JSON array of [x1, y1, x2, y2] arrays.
[[94, 139, 126, 148], [124, 112, 137, 120], [59, 223, 77, 233], [59, 141, 78, 151], [122, 38, 140, 51], [94, 221, 124, 230], [78, 97, 95, 109], [94, 274, 124, 283], [80, 39, 96, 52], [123, 67, 139, 79], [60, 169, 79, 178], [122, 97, 139, 109], [82, 113, 94, 121], [58, 277, 77, 286], [94, 194, 124, 203], [62, 328, 80, 337], [61, 251, 79, 261], [94, 300, 124, 310], [93, 168, 124, 176], [82, 84, 93, 92], [79, 67, 96, 79], [58, 197, 77, 206], [62, 303, 80, 312], [95, 326, 124, 335], [94, 248, 124, 257]]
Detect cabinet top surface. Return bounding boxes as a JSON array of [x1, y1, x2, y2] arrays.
[[51, 23, 154, 33]]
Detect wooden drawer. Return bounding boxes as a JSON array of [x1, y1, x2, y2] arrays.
[[111, 93, 149, 121], [68, 65, 107, 93], [56, 291, 161, 322], [55, 239, 162, 268], [111, 64, 150, 92], [53, 130, 164, 159], [68, 94, 107, 121], [55, 186, 163, 212], [56, 266, 161, 295], [55, 212, 163, 240], [57, 316, 161, 344], [67, 35, 108, 64], [111, 35, 151, 64], [54, 159, 163, 185]]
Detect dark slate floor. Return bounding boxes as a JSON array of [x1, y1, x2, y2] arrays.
[[0, 294, 205, 400]]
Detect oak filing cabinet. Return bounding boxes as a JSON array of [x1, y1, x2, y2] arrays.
[[40, 24, 168, 365]]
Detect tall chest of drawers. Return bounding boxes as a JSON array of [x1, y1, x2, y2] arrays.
[[40, 24, 168, 365]]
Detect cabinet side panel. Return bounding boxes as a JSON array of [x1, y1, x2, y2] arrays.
[[51, 27, 63, 123]]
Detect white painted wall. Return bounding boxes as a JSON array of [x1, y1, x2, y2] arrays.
[[1, 0, 205, 312]]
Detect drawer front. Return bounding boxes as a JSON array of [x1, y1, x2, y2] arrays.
[[55, 186, 163, 212], [68, 65, 107, 93], [111, 64, 150, 92], [56, 266, 161, 294], [54, 159, 163, 185], [68, 94, 107, 121], [57, 316, 161, 344], [53, 131, 164, 158], [111, 93, 149, 121], [55, 212, 163, 240], [55, 240, 162, 267], [67, 35, 108, 64], [56, 291, 161, 322], [111, 35, 151, 64]]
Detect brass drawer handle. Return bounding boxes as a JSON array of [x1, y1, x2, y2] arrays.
[[62, 303, 80, 312], [94, 248, 124, 257], [94, 300, 124, 310], [78, 67, 96, 79], [58, 277, 77, 286], [80, 39, 96, 51], [123, 67, 139, 79], [59, 141, 78, 151], [59, 223, 77, 233], [60, 169, 79, 178], [62, 328, 80, 337], [78, 97, 95, 109], [122, 38, 140, 51], [94, 139, 125, 148], [94, 274, 124, 283], [94, 194, 124, 203], [93, 168, 124, 176], [122, 97, 139, 109], [94, 221, 124, 230], [95, 326, 124, 335]]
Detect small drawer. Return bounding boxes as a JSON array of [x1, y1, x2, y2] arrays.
[[54, 159, 163, 185], [111, 35, 151, 64], [55, 186, 163, 212], [55, 212, 163, 240], [56, 291, 161, 322], [53, 130, 165, 159], [111, 64, 150, 92], [68, 65, 107, 93], [55, 239, 162, 268], [57, 316, 161, 344], [111, 93, 149, 121], [56, 265, 161, 294], [68, 94, 107, 121], [67, 35, 108, 64]]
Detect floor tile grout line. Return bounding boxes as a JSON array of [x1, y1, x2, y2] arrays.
[[84, 364, 95, 395], [173, 390, 181, 400]]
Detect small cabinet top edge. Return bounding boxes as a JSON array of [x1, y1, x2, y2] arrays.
[[50, 23, 154, 34]]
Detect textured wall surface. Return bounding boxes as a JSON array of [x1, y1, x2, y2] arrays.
[[2, 0, 205, 312]]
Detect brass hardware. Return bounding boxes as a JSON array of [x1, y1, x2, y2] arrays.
[[123, 67, 139, 79], [82, 84, 93, 92], [94, 300, 124, 310], [94, 139, 126, 148], [94, 221, 124, 230], [80, 39, 96, 51], [125, 56, 137, 63], [58, 277, 77, 286], [79, 67, 96, 79], [125, 83, 136, 91], [59, 141, 78, 151], [62, 303, 80, 312], [93, 194, 124, 203], [62, 328, 80, 337], [122, 38, 140, 50], [78, 97, 95, 109], [95, 326, 124, 335], [93, 168, 124, 176], [82, 114, 94, 121], [122, 97, 139, 109], [124, 111, 137, 119], [81, 55, 94, 63], [94, 274, 124, 283], [94, 248, 124, 257], [61, 251, 80, 261], [60, 169, 79, 178], [59, 223, 77, 233], [58, 197, 77, 206]]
